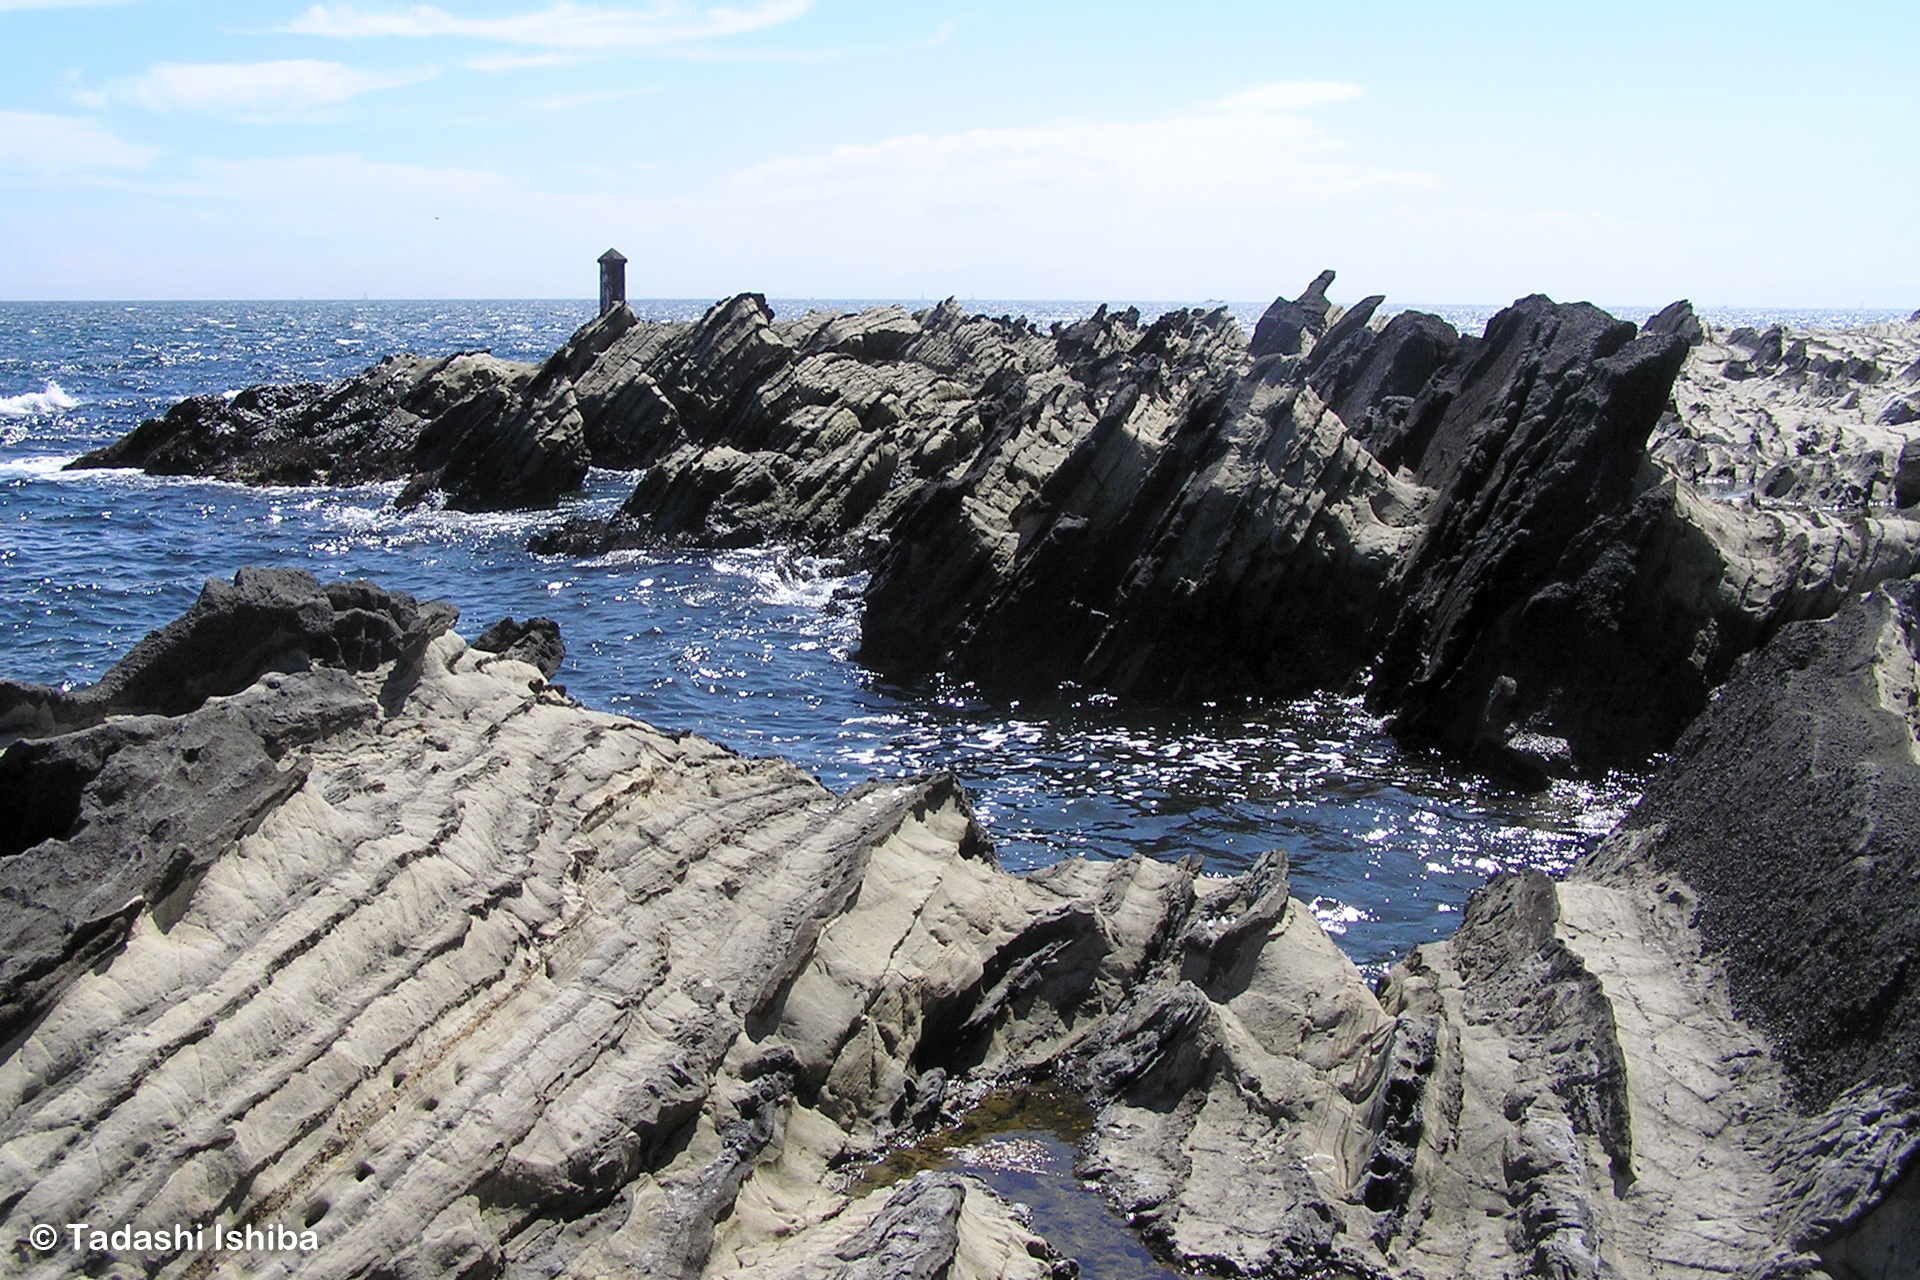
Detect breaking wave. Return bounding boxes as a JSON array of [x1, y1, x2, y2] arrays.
[[0, 381, 81, 417]]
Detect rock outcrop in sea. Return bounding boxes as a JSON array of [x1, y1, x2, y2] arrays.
[[77, 284, 1920, 782], [3, 571, 1917, 1278], [70, 349, 592, 512]]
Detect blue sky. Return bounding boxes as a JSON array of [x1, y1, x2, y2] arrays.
[[2, 0, 1915, 305]]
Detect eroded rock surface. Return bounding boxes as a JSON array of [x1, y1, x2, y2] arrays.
[[6, 571, 1920, 1279], [0, 570, 1182, 1280], [73, 291, 1920, 782], [1652, 318, 1920, 508], [1042, 579, 1920, 1279], [71, 346, 591, 511]]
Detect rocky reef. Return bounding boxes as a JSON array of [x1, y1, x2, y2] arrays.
[[69, 349, 591, 512], [75, 286, 1920, 783], [3, 571, 1917, 1279]]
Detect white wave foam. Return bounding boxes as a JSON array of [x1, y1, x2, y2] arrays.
[[0, 454, 82, 479], [712, 547, 862, 609], [0, 381, 81, 417]]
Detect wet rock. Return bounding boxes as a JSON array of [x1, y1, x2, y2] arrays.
[[73, 344, 592, 511]]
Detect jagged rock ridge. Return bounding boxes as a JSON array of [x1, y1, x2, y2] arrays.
[[76, 285, 1920, 781], [4, 571, 1918, 1278]]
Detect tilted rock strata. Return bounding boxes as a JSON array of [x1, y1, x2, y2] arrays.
[[1584, 579, 1920, 1109], [70, 346, 590, 512], [74, 287, 1920, 779], [8, 571, 1920, 1279], [1, 570, 1181, 1279], [863, 308, 1428, 701], [533, 295, 1091, 557], [1044, 582, 1920, 1278]]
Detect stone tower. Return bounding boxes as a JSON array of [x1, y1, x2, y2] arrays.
[[598, 248, 628, 316]]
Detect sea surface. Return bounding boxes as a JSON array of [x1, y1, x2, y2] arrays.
[[4, 297, 1893, 976]]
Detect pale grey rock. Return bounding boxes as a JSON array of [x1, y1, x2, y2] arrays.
[[7, 572, 1920, 1280], [1651, 316, 1920, 509], [0, 576, 1189, 1280]]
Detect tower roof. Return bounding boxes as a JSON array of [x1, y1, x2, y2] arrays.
[[598, 248, 628, 264]]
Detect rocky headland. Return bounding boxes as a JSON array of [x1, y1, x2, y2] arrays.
[[3, 570, 1917, 1279], [74, 283, 1920, 785]]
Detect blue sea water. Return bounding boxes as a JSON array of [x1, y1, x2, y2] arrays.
[[0, 298, 1671, 978]]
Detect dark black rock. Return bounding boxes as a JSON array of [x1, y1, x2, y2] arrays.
[[0, 668, 379, 1046], [1642, 299, 1706, 346], [0, 566, 456, 737], [528, 513, 653, 557], [1302, 306, 1466, 467], [861, 307, 1409, 702], [1248, 269, 1338, 358], [73, 337, 593, 512], [1896, 439, 1920, 509], [1589, 580, 1920, 1107], [0, 567, 468, 1058], [1367, 296, 1692, 778], [472, 616, 565, 678]]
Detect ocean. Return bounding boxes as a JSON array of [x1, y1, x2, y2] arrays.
[[6, 297, 1873, 974]]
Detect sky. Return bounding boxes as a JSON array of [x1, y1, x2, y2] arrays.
[[1, 0, 1915, 306]]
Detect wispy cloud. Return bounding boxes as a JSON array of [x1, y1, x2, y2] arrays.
[[466, 51, 577, 71], [735, 80, 1405, 211], [99, 60, 434, 120], [0, 111, 156, 172], [0, 0, 138, 10], [285, 1, 811, 47], [528, 85, 654, 111], [657, 15, 955, 64]]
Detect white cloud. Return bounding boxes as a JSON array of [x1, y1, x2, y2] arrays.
[[735, 79, 1409, 213], [107, 61, 434, 118], [0, 111, 155, 172], [528, 86, 653, 111], [285, 0, 811, 47], [0, 0, 137, 10], [466, 51, 577, 71]]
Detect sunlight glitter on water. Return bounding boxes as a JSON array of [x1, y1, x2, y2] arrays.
[[0, 300, 1652, 973]]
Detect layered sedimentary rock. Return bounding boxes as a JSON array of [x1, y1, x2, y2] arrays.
[[70, 347, 591, 512], [1051, 578, 1920, 1279], [862, 306, 1428, 700], [533, 295, 1069, 555], [6, 572, 1917, 1279], [1651, 317, 1920, 508], [0, 570, 1171, 1280], [78, 287, 1920, 780]]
